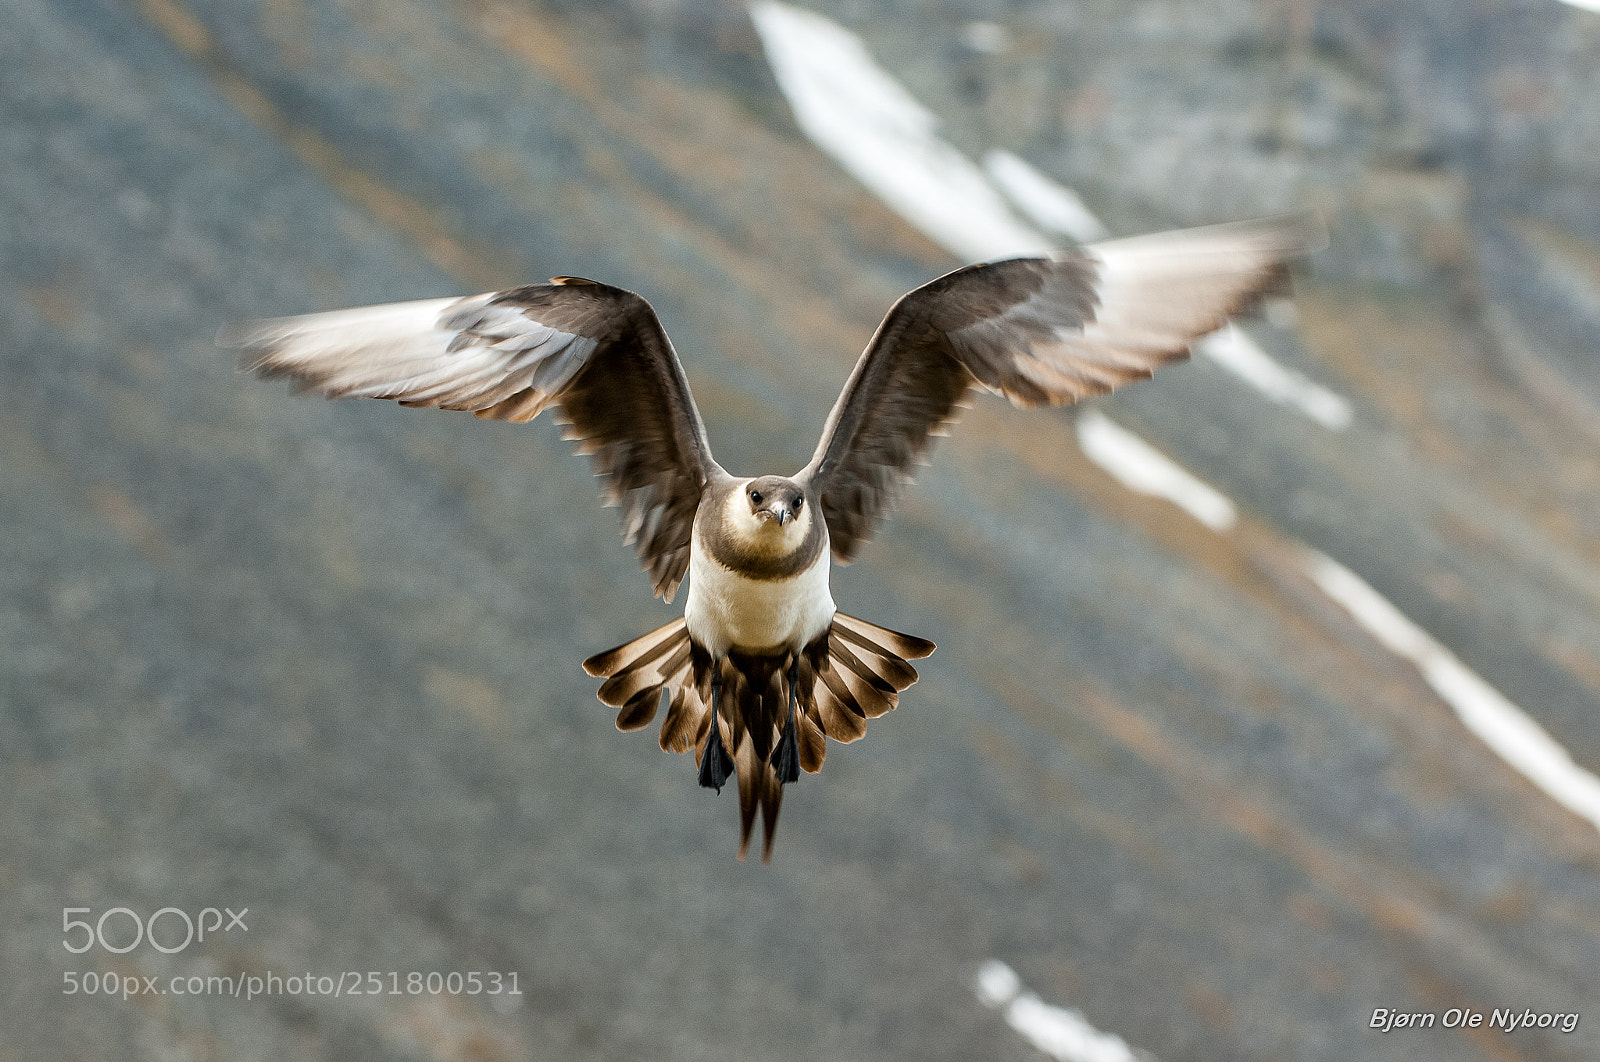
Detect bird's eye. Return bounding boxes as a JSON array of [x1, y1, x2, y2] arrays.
[[792, 496, 803, 509], [749, 491, 763, 504]]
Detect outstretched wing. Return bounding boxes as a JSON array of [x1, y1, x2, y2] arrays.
[[224, 279, 720, 601], [799, 215, 1320, 561]]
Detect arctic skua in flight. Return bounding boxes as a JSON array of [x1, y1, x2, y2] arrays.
[[227, 215, 1318, 860]]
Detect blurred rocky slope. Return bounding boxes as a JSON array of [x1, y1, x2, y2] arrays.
[[5, 1, 1600, 1061], [560, 0, 1600, 418]]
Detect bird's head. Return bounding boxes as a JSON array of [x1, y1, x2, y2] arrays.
[[712, 475, 819, 562], [726, 473, 806, 543], [744, 476, 807, 530]]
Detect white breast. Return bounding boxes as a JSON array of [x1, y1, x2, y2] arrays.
[[684, 541, 835, 656]]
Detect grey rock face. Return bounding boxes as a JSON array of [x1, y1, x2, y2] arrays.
[[4, 2, 1598, 1061]]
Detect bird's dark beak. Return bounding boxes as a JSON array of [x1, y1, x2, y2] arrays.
[[771, 503, 792, 526]]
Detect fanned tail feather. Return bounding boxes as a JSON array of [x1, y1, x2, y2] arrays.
[[831, 612, 936, 662], [586, 611, 933, 861], [799, 611, 932, 743], [583, 618, 693, 733]]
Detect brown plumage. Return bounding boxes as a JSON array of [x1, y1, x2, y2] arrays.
[[226, 213, 1320, 860]]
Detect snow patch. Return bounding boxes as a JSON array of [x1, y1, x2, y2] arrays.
[[1199, 326, 1353, 431], [750, 1, 1052, 262], [975, 960, 1146, 1062], [1076, 411, 1237, 531], [1307, 551, 1600, 833], [982, 149, 1110, 244]]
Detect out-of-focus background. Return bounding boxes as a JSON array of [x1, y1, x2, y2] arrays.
[[4, 0, 1600, 1059]]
